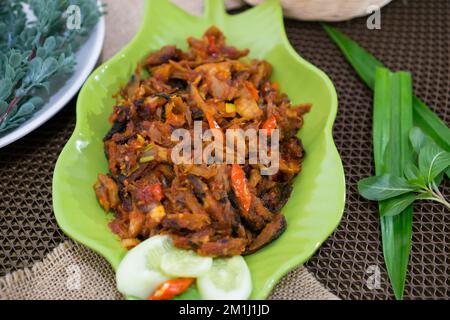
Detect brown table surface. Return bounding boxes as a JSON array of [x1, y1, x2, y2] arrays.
[[0, 0, 449, 299]]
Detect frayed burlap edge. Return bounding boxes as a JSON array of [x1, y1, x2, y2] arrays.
[[0, 240, 338, 300], [0, 241, 123, 300]]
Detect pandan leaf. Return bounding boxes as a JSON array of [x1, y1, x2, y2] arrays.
[[373, 68, 414, 300]]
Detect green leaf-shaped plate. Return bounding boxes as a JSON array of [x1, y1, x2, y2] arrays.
[[53, 0, 345, 299]]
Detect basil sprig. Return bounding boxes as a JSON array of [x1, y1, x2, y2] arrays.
[[359, 127, 450, 215]]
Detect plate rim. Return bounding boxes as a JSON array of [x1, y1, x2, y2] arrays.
[[53, 0, 346, 300]]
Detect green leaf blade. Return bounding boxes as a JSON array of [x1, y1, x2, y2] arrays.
[[373, 68, 414, 300], [321, 24, 382, 90], [398, 72, 414, 169], [409, 127, 432, 155], [322, 25, 450, 153], [412, 97, 450, 152], [380, 208, 413, 300], [358, 175, 417, 201], [380, 193, 416, 218], [403, 163, 425, 186], [418, 144, 450, 184], [372, 67, 391, 173]]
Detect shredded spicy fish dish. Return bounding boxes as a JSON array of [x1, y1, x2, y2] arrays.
[[94, 26, 310, 257]]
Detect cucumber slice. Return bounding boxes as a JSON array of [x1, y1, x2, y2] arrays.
[[116, 235, 172, 299], [197, 256, 252, 300], [160, 248, 213, 277]]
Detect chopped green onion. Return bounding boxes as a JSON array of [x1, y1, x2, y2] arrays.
[[140, 143, 155, 163], [143, 143, 154, 152], [139, 155, 154, 163]]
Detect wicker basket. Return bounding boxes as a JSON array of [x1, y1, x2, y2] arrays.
[[172, 0, 393, 21], [245, 0, 393, 21]]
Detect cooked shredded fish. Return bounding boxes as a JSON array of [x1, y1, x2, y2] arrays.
[[94, 26, 310, 256]]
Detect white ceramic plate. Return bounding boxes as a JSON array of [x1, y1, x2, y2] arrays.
[[0, 11, 105, 149]]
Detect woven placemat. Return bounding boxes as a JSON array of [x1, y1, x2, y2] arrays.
[[0, 0, 449, 299]]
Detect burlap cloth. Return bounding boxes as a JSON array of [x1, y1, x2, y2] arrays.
[[0, 0, 338, 300]]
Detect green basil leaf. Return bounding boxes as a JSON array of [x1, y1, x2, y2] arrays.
[[409, 126, 450, 182], [418, 144, 450, 184], [381, 193, 417, 217], [358, 175, 417, 201], [407, 178, 427, 189], [434, 172, 444, 187], [404, 163, 426, 188], [403, 163, 420, 181], [416, 191, 434, 200], [413, 97, 450, 155]]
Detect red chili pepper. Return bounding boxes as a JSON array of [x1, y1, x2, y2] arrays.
[[208, 35, 217, 53], [148, 278, 195, 300], [205, 113, 224, 146], [244, 81, 259, 101], [271, 81, 279, 91], [205, 112, 221, 130], [231, 164, 252, 213], [261, 115, 277, 135], [140, 183, 164, 203], [150, 183, 164, 201]]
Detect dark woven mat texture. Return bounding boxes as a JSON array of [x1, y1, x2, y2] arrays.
[[0, 0, 448, 299]]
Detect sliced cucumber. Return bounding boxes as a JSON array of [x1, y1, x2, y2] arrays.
[[160, 248, 213, 277], [197, 256, 252, 300], [116, 235, 172, 299]]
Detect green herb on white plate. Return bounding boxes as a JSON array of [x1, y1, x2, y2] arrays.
[[359, 127, 450, 213], [0, 0, 103, 134]]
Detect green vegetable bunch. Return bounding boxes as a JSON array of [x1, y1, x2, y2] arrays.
[[359, 127, 450, 215], [0, 0, 103, 134], [323, 25, 450, 299]]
